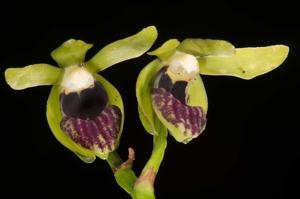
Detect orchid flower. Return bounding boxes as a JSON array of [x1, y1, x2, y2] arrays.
[[5, 26, 157, 162], [132, 38, 288, 198], [137, 39, 289, 144]]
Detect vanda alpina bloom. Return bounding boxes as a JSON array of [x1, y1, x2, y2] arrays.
[[136, 39, 289, 143], [5, 26, 157, 162]]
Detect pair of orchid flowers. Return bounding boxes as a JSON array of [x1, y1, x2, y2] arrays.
[[5, 26, 289, 164]]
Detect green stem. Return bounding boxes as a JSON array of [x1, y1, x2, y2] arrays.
[[107, 151, 137, 197], [133, 128, 168, 199], [107, 151, 123, 169], [141, 129, 168, 175], [106, 128, 167, 199]]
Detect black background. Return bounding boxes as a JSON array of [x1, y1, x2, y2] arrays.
[[1, 0, 299, 198]]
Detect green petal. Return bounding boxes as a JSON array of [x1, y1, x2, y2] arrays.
[[86, 26, 158, 72], [178, 38, 235, 57], [5, 64, 62, 90], [136, 59, 165, 135], [93, 73, 124, 156], [47, 85, 96, 163], [51, 39, 93, 67], [198, 45, 289, 79], [147, 39, 180, 60]]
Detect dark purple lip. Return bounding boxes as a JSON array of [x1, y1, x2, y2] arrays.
[[59, 80, 122, 152], [60, 81, 108, 119]]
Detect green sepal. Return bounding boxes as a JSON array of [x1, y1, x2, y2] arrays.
[[147, 39, 180, 60], [86, 26, 158, 72], [177, 38, 235, 57], [136, 59, 165, 135], [51, 39, 93, 67], [5, 64, 62, 90], [198, 45, 289, 79]]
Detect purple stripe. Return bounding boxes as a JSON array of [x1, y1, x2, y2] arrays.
[[85, 120, 104, 150], [151, 88, 206, 138], [81, 120, 94, 147], [91, 121, 111, 151], [96, 115, 113, 150], [189, 108, 198, 135], [108, 106, 121, 138], [172, 97, 179, 122], [104, 108, 116, 137], [60, 105, 122, 152], [199, 107, 206, 129], [77, 119, 93, 149], [95, 115, 113, 146], [188, 108, 195, 131], [61, 118, 74, 140], [183, 106, 190, 130]]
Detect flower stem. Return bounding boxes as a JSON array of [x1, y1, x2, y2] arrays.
[[107, 151, 137, 197], [106, 128, 167, 199], [133, 128, 168, 199], [107, 151, 122, 169]]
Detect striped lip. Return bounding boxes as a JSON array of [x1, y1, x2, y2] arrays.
[[59, 80, 121, 153], [151, 87, 206, 137], [60, 105, 122, 152]]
